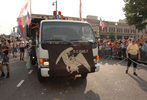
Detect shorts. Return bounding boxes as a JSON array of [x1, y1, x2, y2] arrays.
[[0, 53, 2, 64], [20, 48, 25, 52], [0, 54, 9, 65], [13, 48, 17, 53], [127, 54, 137, 68]]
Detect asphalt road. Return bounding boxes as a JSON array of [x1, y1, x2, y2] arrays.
[[0, 57, 147, 100]]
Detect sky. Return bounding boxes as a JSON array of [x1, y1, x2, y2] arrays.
[[0, 0, 125, 35]]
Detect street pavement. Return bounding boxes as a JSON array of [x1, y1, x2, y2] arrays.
[[0, 57, 147, 100]]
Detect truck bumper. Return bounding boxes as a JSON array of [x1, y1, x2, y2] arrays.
[[41, 68, 50, 77], [95, 63, 100, 72], [39, 62, 100, 77]]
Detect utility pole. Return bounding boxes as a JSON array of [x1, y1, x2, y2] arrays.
[[53, 0, 58, 16], [56, 0, 57, 15], [79, 0, 82, 19], [115, 22, 118, 40]]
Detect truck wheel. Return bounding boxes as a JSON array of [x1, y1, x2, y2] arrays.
[[37, 69, 45, 82], [81, 73, 88, 79]]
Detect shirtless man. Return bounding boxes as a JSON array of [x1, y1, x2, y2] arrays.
[[0, 38, 11, 78]]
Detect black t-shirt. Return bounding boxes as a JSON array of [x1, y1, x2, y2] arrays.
[[4, 49, 8, 55]]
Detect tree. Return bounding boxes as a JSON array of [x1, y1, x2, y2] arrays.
[[109, 32, 115, 42], [123, 0, 147, 30]]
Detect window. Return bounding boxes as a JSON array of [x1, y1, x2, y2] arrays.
[[109, 27, 115, 32], [113, 27, 115, 32], [124, 28, 130, 33], [41, 22, 95, 42], [120, 28, 123, 33], [104, 27, 107, 32], [124, 29, 126, 33], [127, 29, 130, 33], [109, 27, 111, 32]]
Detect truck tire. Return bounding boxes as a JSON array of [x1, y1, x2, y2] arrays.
[[37, 68, 45, 82], [81, 73, 88, 79]]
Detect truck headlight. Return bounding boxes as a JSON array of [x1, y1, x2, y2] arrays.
[[93, 56, 99, 63], [44, 62, 49, 66], [39, 58, 49, 66]]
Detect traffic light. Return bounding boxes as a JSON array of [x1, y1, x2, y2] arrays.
[[53, 11, 56, 15], [53, 11, 57, 19], [53, 11, 63, 19], [58, 11, 61, 15], [58, 11, 63, 19]]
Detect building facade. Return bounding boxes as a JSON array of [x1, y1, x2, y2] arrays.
[[101, 20, 146, 40], [85, 16, 146, 40]]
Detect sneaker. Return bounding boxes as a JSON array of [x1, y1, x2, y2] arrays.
[[6, 72, 9, 78], [126, 70, 128, 74], [133, 72, 138, 76], [0, 72, 5, 78]]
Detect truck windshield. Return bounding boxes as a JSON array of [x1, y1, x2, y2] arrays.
[[41, 22, 95, 42]]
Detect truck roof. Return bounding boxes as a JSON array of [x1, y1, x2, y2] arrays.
[[41, 20, 89, 24]]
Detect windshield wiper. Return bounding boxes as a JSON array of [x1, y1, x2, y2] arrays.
[[70, 39, 84, 41], [70, 39, 95, 43], [42, 39, 70, 43], [87, 40, 95, 43]]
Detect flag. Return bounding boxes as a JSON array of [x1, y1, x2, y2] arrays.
[[79, 0, 82, 19], [19, 0, 30, 17], [18, 18, 24, 38], [18, 0, 31, 39], [25, 11, 31, 26], [18, 16, 26, 38], [100, 18, 105, 30]]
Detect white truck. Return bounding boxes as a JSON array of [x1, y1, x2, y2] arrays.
[[36, 20, 99, 82], [24, 15, 99, 82]]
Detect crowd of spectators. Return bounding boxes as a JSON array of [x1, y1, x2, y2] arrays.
[[97, 38, 147, 61], [0, 36, 30, 59]]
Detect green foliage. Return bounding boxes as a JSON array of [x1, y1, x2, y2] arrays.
[[123, 0, 147, 30], [109, 32, 115, 42]]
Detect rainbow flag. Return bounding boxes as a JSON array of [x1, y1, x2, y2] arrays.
[[18, 0, 31, 39], [100, 18, 105, 31], [25, 11, 31, 26]]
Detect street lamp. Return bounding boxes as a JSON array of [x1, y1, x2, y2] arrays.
[[52, 0, 57, 16], [115, 22, 118, 40]]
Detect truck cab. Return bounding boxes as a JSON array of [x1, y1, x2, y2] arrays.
[[36, 20, 99, 82]]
